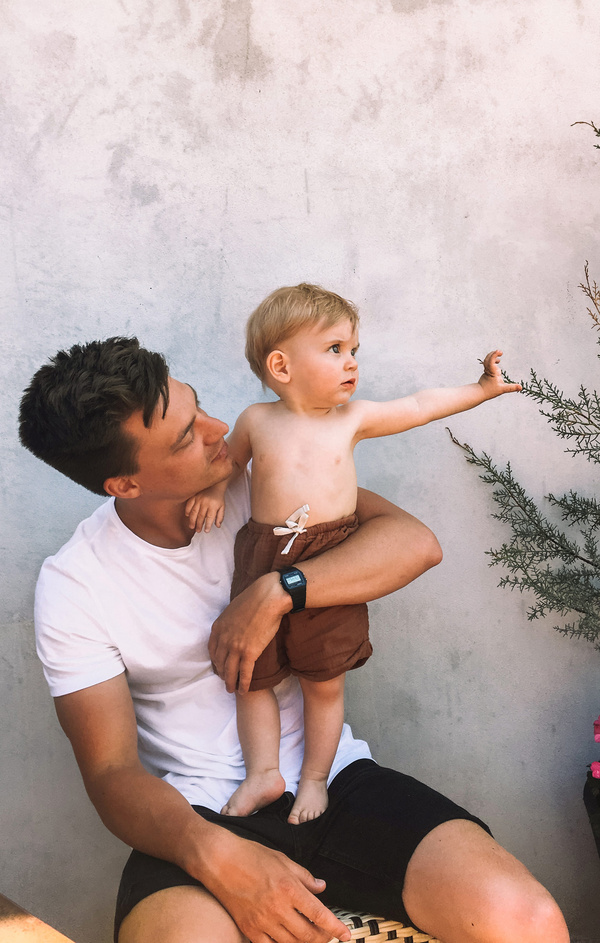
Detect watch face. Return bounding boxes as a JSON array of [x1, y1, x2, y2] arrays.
[[280, 568, 307, 612], [285, 573, 304, 586]]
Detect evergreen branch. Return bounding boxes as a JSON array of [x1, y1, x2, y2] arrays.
[[571, 120, 600, 150], [496, 560, 600, 647], [580, 261, 600, 330], [555, 613, 600, 645], [448, 429, 600, 646], [448, 261, 600, 649], [447, 431, 595, 567], [497, 564, 600, 617], [519, 372, 600, 463], [582, 526, 600, 568], [547, 490, 600, 529]]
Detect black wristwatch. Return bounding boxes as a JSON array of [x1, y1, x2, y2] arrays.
[[279, 566, 307, 613]]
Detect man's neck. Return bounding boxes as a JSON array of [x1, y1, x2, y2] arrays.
[[114, 497, 194, 549]]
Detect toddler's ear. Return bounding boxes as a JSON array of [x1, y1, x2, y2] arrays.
[[266, 349, 290, 384]]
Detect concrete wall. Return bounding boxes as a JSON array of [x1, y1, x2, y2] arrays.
[[1, 1, 599, 939]]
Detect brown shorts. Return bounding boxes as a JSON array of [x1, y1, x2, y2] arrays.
[[231, 514, 372, 691]]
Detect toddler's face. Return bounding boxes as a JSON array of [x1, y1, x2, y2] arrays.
[[281, 317, 359, 407]]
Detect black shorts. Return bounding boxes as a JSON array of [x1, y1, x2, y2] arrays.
[[114, 759, 492, 940]]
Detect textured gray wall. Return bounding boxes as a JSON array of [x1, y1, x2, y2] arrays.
[[1, 1, 599, 940]]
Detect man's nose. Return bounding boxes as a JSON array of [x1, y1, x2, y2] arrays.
[[200, 414, 229, 441]]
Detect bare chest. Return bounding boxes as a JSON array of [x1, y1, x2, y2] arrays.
[[251, 419, 353, 475], [248, 413, 358, 523]]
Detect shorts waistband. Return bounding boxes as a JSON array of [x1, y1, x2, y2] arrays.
[[245, 513, 359, 538]]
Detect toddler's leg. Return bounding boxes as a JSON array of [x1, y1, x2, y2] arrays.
[[221, 688, 286, 816], [288, 674, 345, 825]]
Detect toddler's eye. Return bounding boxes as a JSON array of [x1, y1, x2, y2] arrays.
[[330, 344, 340, 353], [351, 348, 357, 357]]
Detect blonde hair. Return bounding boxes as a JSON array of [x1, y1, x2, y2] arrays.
[[245, 283, 359, 382]]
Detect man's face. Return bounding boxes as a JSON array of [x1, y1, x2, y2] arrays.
[[121, 377, 232, 501]]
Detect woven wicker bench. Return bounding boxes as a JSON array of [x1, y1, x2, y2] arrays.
[[0, 895, 439, 943], [328, 909, 441, 943]]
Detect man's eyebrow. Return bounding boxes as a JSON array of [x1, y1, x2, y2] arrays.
[[186, 384, 200, 406], [171, 385, 200, 450]]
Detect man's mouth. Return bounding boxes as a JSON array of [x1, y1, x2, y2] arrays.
[[212, 442, 229, 462]]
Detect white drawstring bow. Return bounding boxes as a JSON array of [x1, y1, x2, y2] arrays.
[[273, 504, 310, 555]]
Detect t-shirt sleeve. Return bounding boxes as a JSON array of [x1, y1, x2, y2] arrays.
[[35, 558, 125, 697]]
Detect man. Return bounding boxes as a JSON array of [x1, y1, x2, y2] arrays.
[[20, 337, 568, 943]]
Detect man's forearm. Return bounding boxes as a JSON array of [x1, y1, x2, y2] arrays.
[[87, 764, 351, 943], [86, 762, 217, 877], [301, 490, 442, 608], [209, 490, 441, 692]]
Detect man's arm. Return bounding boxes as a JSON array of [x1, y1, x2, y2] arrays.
[[209, 489, 443, 693], [55, 674, 351, 943]]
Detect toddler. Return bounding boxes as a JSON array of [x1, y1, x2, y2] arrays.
[[186, 283, 521, 825]]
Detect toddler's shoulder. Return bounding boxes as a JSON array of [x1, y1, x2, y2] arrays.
[[239, 401, 278, 423], [337, 398, 371, 419], [232, 401, 278, 440]]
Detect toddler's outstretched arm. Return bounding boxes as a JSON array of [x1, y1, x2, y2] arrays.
[[185, 410, 253, 532], [355, 349, 521, 440]]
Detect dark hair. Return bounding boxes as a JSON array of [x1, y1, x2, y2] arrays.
[[19, 336, 170, 495]]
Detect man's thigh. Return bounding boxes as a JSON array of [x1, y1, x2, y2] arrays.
[[113, 802, 293, 941], [115, 760, 491, 938], [401, 819, 568, 943], [301, 759, 492, 927], [118, 885, 247, 943]]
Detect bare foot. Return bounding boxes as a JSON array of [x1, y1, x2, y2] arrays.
[[221, 769, 285, 816], [287, 777, 328, 825]]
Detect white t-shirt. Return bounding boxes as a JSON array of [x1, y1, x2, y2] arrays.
[[35, 472, 371, 811]]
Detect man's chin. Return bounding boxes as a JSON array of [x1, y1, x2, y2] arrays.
[[212, 456, 234, 482]]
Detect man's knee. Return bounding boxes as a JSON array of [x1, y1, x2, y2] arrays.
[[459, 837, 570, 943], [497, 879, 569, 943], [403, 820, 569, 943], [118, 885, 247, 943]]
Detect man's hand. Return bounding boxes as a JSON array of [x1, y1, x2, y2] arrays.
[[478, 350, 522, 400], [197, 827, 351, 943], [210, 491, 443, 693], [209, 572, 291, 693]]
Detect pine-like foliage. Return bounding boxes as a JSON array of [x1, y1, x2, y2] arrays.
[[450, 263, 600, 648]]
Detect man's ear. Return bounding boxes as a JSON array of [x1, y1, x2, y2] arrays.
[[103, 475, 142, 499], [265, 349, 290, 385]]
